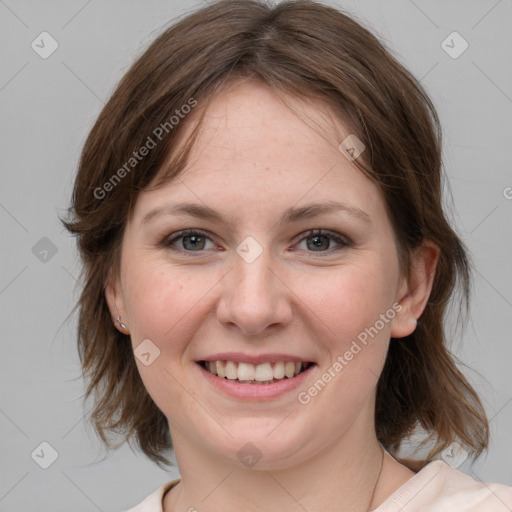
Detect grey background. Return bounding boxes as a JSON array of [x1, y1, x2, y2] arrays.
[[0, 0, 511, 510]]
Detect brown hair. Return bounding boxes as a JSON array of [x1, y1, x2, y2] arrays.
[[62, 0, 489, 470]]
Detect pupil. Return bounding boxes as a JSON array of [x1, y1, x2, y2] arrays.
[[308, 235, 328, 251], [184, 235, 204, 250]]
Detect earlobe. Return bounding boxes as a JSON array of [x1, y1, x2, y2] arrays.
[[390, 241, 439, 339], [105, 271, 130, 335], [390, 314, 419, 339]]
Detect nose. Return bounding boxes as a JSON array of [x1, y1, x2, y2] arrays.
[[215, 246, 293, 337]]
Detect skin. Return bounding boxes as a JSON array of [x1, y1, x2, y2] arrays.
[[106, 80, 439, 512]]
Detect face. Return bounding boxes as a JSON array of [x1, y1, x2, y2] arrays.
[[107, 80, 424, 470]]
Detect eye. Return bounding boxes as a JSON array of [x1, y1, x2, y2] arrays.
[[163, 229, 217, 253], [293, 229, 351, 255]]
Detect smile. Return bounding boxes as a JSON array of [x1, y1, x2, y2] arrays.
[[199, 360, 313, 384]]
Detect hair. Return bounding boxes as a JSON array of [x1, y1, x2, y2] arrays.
[[62, 0, 489, 471]]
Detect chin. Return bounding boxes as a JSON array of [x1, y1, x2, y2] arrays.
[[201, 423, 317, 470]]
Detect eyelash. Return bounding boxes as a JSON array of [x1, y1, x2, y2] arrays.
[[162, 228, 351, 256]]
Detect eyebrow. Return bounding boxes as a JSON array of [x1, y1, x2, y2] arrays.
[[141, 200, 372, 228]]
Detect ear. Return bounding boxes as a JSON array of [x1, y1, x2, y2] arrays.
[[390, 240, 440, 338], [105, 269, 130, 335]]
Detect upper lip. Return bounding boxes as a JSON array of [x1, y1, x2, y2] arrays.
[[197, 352, 315, 365]]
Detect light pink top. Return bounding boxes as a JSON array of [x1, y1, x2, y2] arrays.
[[122, 459, 512, 511]]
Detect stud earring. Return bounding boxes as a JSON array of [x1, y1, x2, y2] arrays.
[[113, 297, 128, 332], [115, 316, 127, 330]]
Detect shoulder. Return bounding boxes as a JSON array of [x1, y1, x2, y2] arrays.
[[120, 479, 180, 512], [375, 460, 512, 511]]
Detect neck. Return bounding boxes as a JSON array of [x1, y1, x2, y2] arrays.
[[165, 423, 386, 512]]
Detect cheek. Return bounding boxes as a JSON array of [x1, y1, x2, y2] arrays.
[[304, 258, 397, 353], [121, 259, 219, 412], [122, 257, 220, 348], [294, 260, 396, 426]]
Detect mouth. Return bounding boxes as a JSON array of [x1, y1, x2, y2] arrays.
[[198, 360, 315, 385]]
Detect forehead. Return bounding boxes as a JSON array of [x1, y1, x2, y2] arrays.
[[186, 80, 349, 164], [131, 80, 386, 228]]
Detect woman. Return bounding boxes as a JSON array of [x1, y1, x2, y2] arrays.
[[63, 0, 512, 510]]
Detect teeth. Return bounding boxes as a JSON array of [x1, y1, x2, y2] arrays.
[[216, 361, 225, 378], [255, 363, 273, 381], [203, 360, 311, 382], [273, 361, 285, 379], [238, 362, 255, 380], [225, 361, 238, 380], [285, 362, 295, 378]]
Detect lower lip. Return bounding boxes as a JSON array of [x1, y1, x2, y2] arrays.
[[197, 362, 315, 400]]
